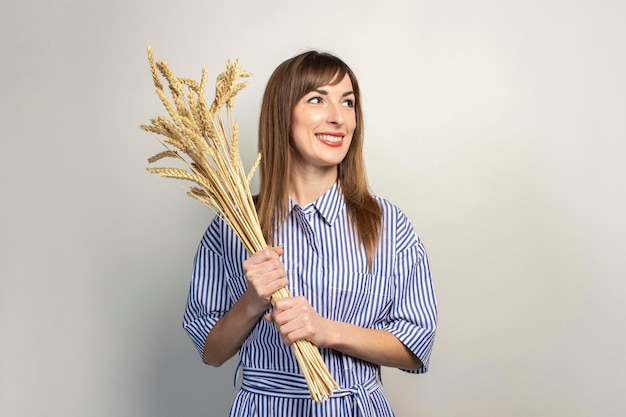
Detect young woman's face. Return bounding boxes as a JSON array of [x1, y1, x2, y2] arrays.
[[290, 74, 356, 172]]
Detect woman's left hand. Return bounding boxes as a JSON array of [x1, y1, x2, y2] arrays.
[[265, 296, 332, 348], [266, 296, 423, 371]]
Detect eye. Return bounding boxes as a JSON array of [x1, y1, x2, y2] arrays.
[[342, 98, 355, 108], [307, 96, 322, 104]]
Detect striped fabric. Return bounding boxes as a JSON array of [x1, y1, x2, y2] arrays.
[[183, 183, 437, 416]]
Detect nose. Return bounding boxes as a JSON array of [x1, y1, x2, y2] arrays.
[[327, 102, 344, 125]]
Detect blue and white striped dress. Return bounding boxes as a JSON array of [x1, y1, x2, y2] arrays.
[[183, 183, 437, 416]]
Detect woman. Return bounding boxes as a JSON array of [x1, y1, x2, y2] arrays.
[[183, 50, 437, 416]]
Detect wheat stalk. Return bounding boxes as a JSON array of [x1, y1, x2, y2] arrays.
[[140, 46, 339, 402]]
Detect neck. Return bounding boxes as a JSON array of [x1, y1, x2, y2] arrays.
[[289, 164, 338, 206]]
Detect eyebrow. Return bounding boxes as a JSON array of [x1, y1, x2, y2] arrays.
[[312, 88, 355, 97]]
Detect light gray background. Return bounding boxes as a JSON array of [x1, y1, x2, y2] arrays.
[[1, 0, 624, 416]]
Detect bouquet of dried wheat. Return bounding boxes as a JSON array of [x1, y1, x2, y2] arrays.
[[140, 46, 339, 402]]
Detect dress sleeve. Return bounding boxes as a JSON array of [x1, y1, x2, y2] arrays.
[[380, 210, 438, 374], [182, 218, 233, 359]]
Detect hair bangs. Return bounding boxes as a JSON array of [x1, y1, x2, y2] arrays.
[[294, 53, 350, 99]]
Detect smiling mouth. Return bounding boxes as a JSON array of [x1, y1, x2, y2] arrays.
[[316, 134, 343, 147]]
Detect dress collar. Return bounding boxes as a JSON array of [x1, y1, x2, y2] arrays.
[[288, 182, 345, 226]]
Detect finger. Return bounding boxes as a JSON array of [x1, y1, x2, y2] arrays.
[[273, 303, 311, 329], [266, 277, 289, 295], [270, 245, 284, 256], [279, 318, 316, 346], [250, 265, 286, 284], [273, 296, 308, 312], [283, 329, 308, 346], [248, 257, 285, 278], [243, 249, 280, 270]]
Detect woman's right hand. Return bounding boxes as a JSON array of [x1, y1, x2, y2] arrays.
[[241, 247, 288, 316], [203, 246, 287, 366]]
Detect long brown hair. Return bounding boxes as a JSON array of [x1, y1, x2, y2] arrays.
[[256, 51, 382, 267]]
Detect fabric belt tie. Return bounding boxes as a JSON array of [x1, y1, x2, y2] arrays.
[[240, 367, 380, 417]]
